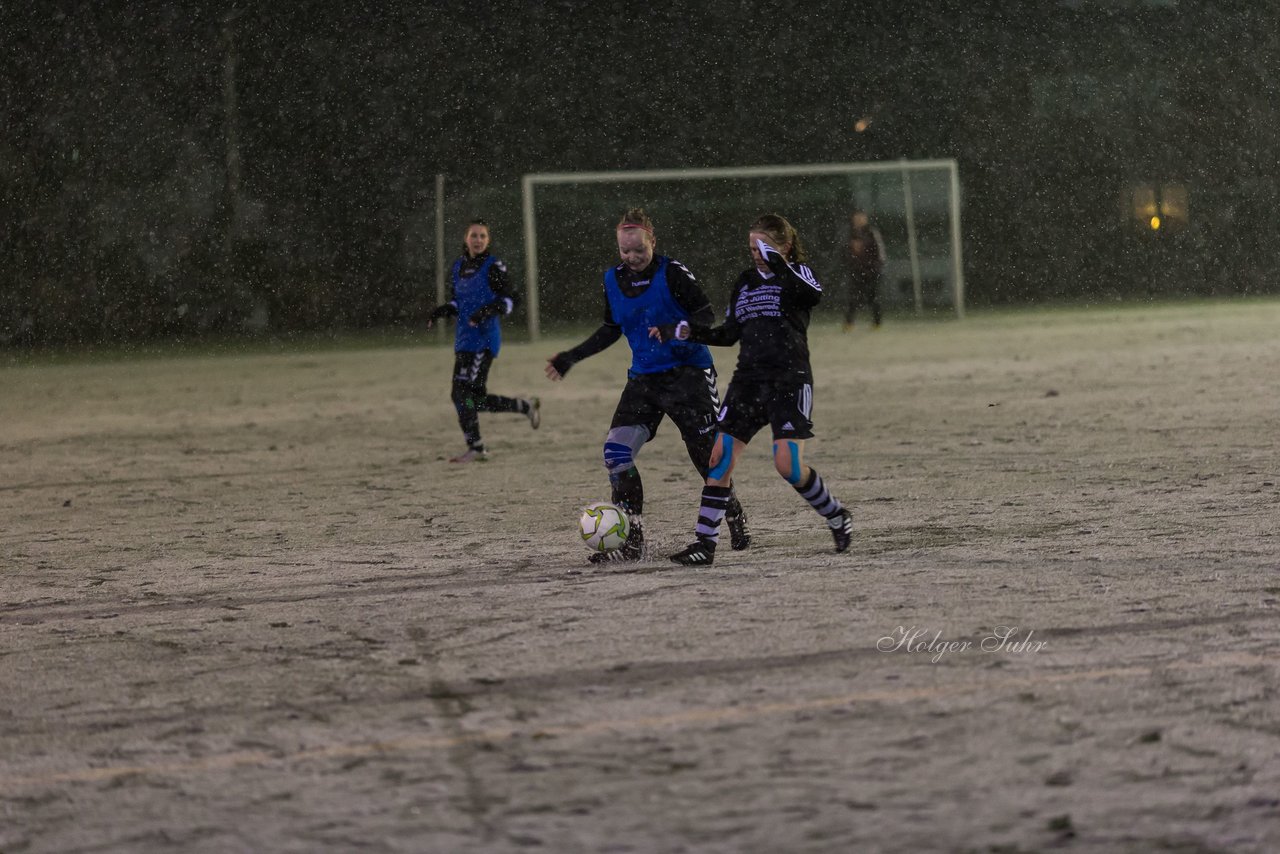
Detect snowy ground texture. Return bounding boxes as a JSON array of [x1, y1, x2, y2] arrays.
[[3, 300, 1279, 853]]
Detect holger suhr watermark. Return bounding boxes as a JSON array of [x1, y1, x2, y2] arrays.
[[877, 626, 1047, 663]]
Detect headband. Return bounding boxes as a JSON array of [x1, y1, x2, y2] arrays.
[[617, 223, 654, 235]]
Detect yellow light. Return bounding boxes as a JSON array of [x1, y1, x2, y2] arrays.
[[1150, 215, 1161, 231]]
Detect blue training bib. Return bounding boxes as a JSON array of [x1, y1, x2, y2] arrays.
[[604, 257, 712, 377], [452, 255, 502, 356]]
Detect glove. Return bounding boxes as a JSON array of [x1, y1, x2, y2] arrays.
[[756, 238, 788, 273], [548, 352, 576, 377], [649, 321, 690, 343], [467, 300, 504, 326], [427, 303, 457, 325]]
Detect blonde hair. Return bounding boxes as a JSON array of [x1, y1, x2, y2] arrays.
[[617, 208, 656, 242], [750, 213, 805, 263]]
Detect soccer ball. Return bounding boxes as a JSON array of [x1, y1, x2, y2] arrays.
[[579, 502, 630, 552]]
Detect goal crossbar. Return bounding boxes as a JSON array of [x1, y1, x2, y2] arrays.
[[520, 159, 965, 338]]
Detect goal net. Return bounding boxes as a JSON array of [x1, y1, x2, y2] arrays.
[[519, 160, 964, 339]]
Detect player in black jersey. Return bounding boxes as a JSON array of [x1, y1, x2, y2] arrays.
[[652, 214, 854, 566], [428, 220, 540, 463], [545, 208, 750, 565]]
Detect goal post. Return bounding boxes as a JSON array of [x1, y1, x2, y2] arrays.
[[519, 159, 965, 340]]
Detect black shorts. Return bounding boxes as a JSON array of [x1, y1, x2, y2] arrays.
[[611, 365, 721, 443], [717, 377, 815, 443]]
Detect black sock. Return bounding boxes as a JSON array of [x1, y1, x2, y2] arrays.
[[610, 466, 644, 517], [479, 394, 522, 413]]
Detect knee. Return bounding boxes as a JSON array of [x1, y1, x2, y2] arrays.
[[707, 440, 723, 471], [603, 440, 635, 474], [773, 455, 795, 482], [603, 425, 648, 475], [773, 441, 803, 484], [707, 434, 735, 482]]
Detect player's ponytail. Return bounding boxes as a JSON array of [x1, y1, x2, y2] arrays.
[[750, 213, 805, 263]]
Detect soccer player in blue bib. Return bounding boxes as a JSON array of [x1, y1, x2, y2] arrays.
[[546, 208, 749, 564], [428, 220, 540, 463], [652, 214, 854, 566]]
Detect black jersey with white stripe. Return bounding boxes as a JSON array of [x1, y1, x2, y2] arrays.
[[693, 251, 823, 383]]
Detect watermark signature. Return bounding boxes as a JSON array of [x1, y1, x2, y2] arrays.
[[877, 626, 1047, 663]]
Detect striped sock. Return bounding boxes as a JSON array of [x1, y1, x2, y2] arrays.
[[695, 485, 733, 546], [795, 468, 844, 521]]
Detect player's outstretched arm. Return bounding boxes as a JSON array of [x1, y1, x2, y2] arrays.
[[648, 318, 739, 347], [651, 274, 745, 345], [426, 302, 458, 330], [546, 323, 622, 381], [689, 320, 741, 347], [467, 300, 508, 327]]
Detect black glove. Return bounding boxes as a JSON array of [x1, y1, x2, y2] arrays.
[[651, 324, 677, 343], [757, 238, 789, 274], [650, 321, 690, 343], [467, 300, 504, 325], [427, 303, 457, 323], [549, 352, 577, 377]]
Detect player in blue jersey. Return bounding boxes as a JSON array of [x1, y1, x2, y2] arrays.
[[545, 208, 749, 564], [651, 214, 854, 566], [428, 220, 540, 463]]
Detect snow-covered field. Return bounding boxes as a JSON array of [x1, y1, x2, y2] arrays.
[[3, 300, 1278, 853]]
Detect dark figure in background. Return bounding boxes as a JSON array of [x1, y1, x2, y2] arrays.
[[428, 220, 540, 463], [843, 210, 885, 331]]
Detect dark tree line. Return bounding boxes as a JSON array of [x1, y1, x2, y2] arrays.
[[2, 1, 1277, 346]]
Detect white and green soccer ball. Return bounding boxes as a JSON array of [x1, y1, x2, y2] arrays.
[[579, 502, 630, 553]]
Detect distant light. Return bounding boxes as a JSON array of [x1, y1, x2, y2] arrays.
[[1149, 215, 1161, 230], [854, 117, 872, 133]]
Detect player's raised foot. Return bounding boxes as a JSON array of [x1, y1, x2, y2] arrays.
[[670, 539, 715, 567], [829, 509, 854, 553], [526, 397, 541, 429], [726, 507, 751, 551], [449, 445, 488, 463]]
